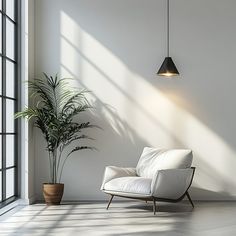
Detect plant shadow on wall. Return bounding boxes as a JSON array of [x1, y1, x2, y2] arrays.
[[58, 73, 151, 200], [15, 74, 99, 204]]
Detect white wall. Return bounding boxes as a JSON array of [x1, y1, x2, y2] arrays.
[[21, 0, 35, 204], [34, 0, 236, 200]]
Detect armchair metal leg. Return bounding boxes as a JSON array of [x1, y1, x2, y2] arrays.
[[186, 191, 194, 208], [106, 195, 114, 210], [152, 198, 156, 215]]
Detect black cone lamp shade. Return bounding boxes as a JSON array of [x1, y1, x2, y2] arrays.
[[157, 0, 180, 77], [157, 57, 179, 76]]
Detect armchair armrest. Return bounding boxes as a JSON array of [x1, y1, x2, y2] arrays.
[[100, 166, 136, 190], [151, 168, 195, 200]]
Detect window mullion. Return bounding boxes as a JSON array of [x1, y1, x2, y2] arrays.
[[14, 0, 20, 197], [2, 0, 6, 202]]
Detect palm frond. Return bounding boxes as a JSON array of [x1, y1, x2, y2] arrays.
[[67, 146, 95, 157], [15, 73, 97, 183], [63, 134, 94, 148]]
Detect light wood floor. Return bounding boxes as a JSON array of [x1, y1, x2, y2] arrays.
[[0, 201, 236, 236]]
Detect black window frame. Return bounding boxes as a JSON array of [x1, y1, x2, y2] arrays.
[[0, 0, 21, 209]]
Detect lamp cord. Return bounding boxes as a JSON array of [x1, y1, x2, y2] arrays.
[[167, 0, 169, 57]]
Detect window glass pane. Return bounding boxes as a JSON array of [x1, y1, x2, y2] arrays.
[[6, 61, 15, 98], [0, 57, 2, 95], [0, 14, 2, 53], [0, 98, 2, 132], [6, 99, 14, 133], [0, 171, 2, 202], [6, 168, 15, 198], [6, 0, 15, 20], [0, 135, 2, 169], [6, 135, 14, 167], [6, 19, 15, 60], [0, 0, 2, 11]]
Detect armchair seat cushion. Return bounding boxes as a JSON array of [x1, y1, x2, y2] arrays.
[[104, 176, 152, 195]]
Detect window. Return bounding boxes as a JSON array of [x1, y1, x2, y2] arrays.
[[0, 0, 20, 208]]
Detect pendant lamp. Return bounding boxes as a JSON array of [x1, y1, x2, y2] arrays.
[[157, 0, 179, 77]]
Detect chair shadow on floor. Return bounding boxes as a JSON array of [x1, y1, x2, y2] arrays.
[[124, 202, 194, 213]]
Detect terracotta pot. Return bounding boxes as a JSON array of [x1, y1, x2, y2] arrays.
[[43, 183, 64, 205]]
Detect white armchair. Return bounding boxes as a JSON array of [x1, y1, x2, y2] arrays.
[[101, 147, 195, 214]]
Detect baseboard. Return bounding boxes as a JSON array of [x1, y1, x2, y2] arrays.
[[27, 195, 37, 205]]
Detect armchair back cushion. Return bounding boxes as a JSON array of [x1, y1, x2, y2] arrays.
[[136, 147, 193, 178]]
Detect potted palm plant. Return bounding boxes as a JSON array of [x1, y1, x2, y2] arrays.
[[15, 73, 95, 205]]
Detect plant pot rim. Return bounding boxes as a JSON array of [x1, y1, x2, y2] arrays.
[[43, 183, 64, 185]]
